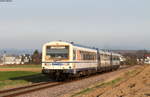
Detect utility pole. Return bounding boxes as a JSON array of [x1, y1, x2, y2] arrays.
[[3, 51, 6, 65]]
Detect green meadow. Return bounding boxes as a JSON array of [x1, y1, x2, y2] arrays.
[[0, 71, 50, 89], [0, 65, 50, 90]]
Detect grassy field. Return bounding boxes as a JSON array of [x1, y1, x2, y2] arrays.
[[0, 64, 50, 90]]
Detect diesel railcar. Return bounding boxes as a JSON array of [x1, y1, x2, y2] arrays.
[[42, 41, 120, 80]]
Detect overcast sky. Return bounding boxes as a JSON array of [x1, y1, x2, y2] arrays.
[[0, 0, 150, 50]]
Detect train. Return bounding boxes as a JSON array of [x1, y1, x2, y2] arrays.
[[42, 41, 121, 80]]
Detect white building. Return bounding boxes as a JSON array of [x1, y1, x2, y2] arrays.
[[2, 55, 23, 65], [144, 54, 150, 64], [119, 55, 126, 62], [0, 56, 3, 65], [22, 54, 32, 63], [137, 54, 150, 64]]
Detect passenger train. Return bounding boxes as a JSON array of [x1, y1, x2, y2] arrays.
[[42, 41, 120, 80]]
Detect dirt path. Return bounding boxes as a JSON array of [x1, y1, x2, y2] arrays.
[[0, 68, 41, 72], [100, 65, 150, 97], [71, 65, 150, 97]]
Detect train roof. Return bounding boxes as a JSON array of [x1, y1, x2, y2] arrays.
[[72, 43, 97, 50], [44, 41, 97, 50], [43, 41, 121, 56]]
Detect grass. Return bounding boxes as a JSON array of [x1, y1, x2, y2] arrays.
[[0, 71, 38, 81], [124, 70, 138, 76], [95, 77, 123, 88], [0, 71, 50, 89], [71, 88, 92, 97], [0, 64, 41, 68]]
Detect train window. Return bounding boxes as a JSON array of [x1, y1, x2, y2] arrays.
[[114, 57, 116, 60], [112, 56, 119, 60], [112, 57, 115, 60], [116, 57, 120, 60], [81, 53, 84, 60], [46, 46, 69, 59], [73, 50, 76, 60], [79, 51, 96, 60], [84, 54, 86, 60]]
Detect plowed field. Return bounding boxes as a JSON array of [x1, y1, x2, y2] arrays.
[[67, 65, 150, 97]]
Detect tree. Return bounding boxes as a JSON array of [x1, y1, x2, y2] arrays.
[[32, 50, 41, 64], [123, 53, 137, 65]]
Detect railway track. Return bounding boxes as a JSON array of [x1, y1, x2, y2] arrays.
[[0, 81, 63, 97], [0, 65, 135, 97]]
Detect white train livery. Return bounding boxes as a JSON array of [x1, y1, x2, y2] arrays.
[[42, 41, 120, 80]]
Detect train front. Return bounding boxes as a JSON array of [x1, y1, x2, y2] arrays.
[[42, 41, 74, 80]]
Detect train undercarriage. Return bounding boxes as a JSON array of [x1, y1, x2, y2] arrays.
[[42, 65, 120, 81]]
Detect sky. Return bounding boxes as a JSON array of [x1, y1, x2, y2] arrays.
[[0, 0, 150, 50]]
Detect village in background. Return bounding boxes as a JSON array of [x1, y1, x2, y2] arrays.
[[0, 49, 41, 65], [0, 49, 150, 66]]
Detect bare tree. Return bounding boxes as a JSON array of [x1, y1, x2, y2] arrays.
[[32, 50, 41, 64]]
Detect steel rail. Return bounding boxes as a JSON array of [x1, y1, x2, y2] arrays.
[[0, 82, 63, 97]]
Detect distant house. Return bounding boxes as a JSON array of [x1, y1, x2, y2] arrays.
[[0, 53, 32, 65], [0, 56, 3, 65], [119, 55, 126, 62], [2, 55, 23, 65], [137, 54, 150, 64], [144, 54, 150, 64], [22, 54, 32, 64]]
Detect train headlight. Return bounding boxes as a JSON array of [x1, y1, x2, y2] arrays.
[[69, 66, 71, 69], [45, 63, 48, 66]]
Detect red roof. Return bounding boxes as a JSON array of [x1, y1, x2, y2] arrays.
[[144, 54, 150, 57]]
